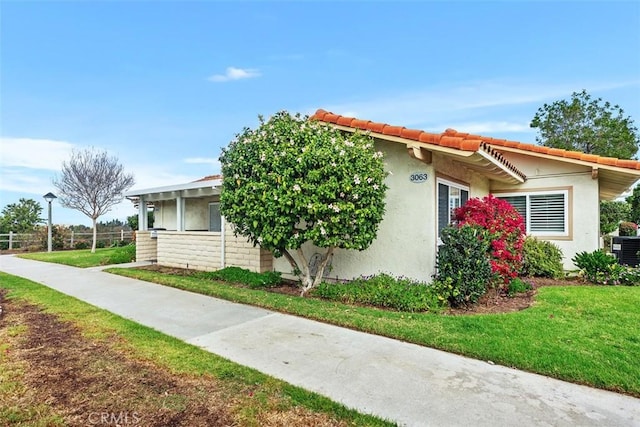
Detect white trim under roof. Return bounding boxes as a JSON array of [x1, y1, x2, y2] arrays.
[[125, 178, 222, 198]]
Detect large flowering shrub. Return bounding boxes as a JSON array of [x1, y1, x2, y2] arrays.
[[220, 111, 388, 295], [453, 195, 525, 288]]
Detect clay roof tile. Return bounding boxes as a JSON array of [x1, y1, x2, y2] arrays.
[[418, 132, 441, 144], [460, 140, 482, 151], [382, 125, 404, 137], [440, 136, 462, 149], [367, 121, 386, 133], [337, 116, 355, 126], [324, 113, 340, 123], [400, 128, 423, 140], [310, 109, 640, 172], [351, 119, 371, 130]]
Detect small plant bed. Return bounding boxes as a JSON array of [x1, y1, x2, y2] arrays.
[[133, 265, 585, 315], [445, 276, 587, 315]]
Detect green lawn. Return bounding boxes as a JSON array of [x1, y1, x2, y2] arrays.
[[0, 272, 391, 426], [17, 247, 133, 268], [108, 267, 640, 397]]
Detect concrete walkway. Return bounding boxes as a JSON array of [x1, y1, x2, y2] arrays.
[[1, 255, 638, 427]]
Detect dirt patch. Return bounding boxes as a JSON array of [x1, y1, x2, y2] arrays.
[[0, 297, 348, 426]]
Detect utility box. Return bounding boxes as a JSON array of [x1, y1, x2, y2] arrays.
[[149, 227, 166, 239], [611, 236, 640, 267]]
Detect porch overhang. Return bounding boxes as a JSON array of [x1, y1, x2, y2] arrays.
[[124, 178, 222, 202]]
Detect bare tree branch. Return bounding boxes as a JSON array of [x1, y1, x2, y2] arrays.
[[53, 148, 135, 252]]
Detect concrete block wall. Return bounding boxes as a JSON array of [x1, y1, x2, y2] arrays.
[[157, 231, 222, 271], [136, 231, 158, 262], [136, 224, 273, 273], [222, 222, 273, 273]]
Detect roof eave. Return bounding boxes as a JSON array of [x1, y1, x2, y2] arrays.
[[124, 179, 223, 198], [330, 123, 526, 184]]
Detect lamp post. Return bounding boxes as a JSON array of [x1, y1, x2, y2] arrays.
[[43, 192, 57, 252]]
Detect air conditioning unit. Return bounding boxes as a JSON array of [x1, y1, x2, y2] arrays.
[[611, 236, 640, 267]]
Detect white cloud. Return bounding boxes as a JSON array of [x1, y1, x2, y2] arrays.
[[183, 157, 221, 170], [317, 79, 640, 130], [435, 121, 533, 134], [207, 67, 261, 82], [0, 137, 75, 170], [0, 168, 54, 195]]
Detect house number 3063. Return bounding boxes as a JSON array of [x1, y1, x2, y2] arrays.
[[409, 172, 428, 183]]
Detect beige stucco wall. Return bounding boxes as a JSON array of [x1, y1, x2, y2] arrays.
[[274, 139, 438, 282], [154, 197, 218, 231], [432, 153, 491, 199], [492, 151, 599, 269], [155, 200, 176, 229]]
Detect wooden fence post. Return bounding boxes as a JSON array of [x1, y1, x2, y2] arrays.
[[70, 231, 74, 248], [8, 231, 13, 250]]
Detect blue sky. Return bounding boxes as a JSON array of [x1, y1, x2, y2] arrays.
[[1, 1, 639, 226]]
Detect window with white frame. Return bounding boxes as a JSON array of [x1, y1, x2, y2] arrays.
[[209, 202, 222, 232], [496, 190, 569, 236], [437, 178, 469, 237]]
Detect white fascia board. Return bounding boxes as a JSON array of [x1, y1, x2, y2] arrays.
[[124, 179, 222, 197]]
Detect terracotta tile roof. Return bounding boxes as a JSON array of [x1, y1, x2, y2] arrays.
[[312, 109, 640, 171], [193, 174, 222, 182]]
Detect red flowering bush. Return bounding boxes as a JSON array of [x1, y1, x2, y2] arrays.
[[453, 195, 525, 289], [619, 221, 638, 237]]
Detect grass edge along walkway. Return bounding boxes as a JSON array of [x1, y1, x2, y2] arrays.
[[17, 247, 133, 268], [0, 272, 393, 427], [107, 267, 640, 398]]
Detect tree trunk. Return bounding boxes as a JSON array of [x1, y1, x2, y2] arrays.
[[296, 248, 313, 295], [91, 217, 97, 253], [282, 246, 335, 296], [311, 246, 335, 289]]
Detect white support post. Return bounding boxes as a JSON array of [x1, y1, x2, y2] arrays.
[[70, 231, 74, 248], [176, 196, 184, 231], [8, 231, 13, 250], [138, 196, 148, 231]]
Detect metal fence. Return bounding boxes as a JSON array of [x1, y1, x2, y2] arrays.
[[0, 230, 134, 251]]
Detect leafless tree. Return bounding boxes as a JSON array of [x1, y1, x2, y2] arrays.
[[54, 148, 135, 252]]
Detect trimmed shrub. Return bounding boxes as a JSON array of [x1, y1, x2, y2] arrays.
[[521, 236, 564, 278], [73, 240, 90, 250], [435, 225, 492, 307], [197, 267, 282, 289], [453, 195, 525, 288], [312, 273, 442, 312], [619, 222, 638, 236], [572, 250, 620, 285]]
